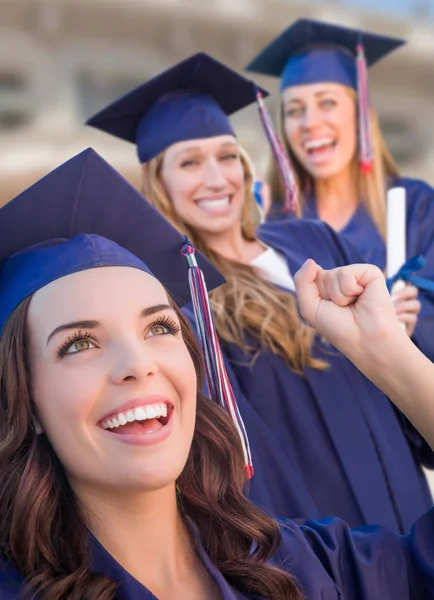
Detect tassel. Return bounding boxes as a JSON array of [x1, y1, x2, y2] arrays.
[[256, 90, 298, 214], [356, 42, 373, 174], [181, 243, 254, 479]]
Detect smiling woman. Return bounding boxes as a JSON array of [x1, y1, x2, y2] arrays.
[[0, 148, 300, 600], [248, 18, 434, 360]]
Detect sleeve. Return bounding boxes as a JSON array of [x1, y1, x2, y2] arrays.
[[273, 509, 434, 599], [405, 180, 434, 363]]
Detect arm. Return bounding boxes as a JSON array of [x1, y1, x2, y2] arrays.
[[274, 509, 432, 599], [294, 260, 434, 450]]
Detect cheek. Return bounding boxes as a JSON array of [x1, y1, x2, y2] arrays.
[[164, 173, 199, 216], [284, 117, 301, 148], [31, 360, 101, 440]]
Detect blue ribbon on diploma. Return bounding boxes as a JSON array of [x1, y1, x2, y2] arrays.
[[386, 255, 434, 293]]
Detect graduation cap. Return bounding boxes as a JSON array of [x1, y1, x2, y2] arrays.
[[87, 52, 298, 213], [0, 148, 253, 478], [246, 19, 405, 174]]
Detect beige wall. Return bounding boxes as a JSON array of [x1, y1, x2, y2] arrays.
[[1, 0, 434, 205]]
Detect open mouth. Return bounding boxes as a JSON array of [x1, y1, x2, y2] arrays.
[[100, 403, 173, 435], [303, 138, 337, 162], [195, 196, 232, 213]]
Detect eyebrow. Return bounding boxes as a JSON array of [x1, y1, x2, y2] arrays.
[[46, 303, 174, 345], [286, 90, 337, 105], [174, 141, 237, 159]]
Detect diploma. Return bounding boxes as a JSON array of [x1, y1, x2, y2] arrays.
[[387, 187, 406, 327]]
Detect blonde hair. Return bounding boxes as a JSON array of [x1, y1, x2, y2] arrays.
[[142, 146, 326, 374], [267, 89, 400, 238]]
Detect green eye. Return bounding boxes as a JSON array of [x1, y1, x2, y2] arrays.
[[149, 324, 169, 336]]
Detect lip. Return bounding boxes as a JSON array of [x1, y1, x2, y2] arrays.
[[99, 409, 174, 446], [98, 395, 174, 425]]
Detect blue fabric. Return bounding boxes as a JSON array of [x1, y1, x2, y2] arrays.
[[0, 234, 153, 335], [386, 255, 434, 294], [270, 176, 434, 362], [2, 506, 434, 598], [187, 219, 433, 532], [280, 47, 356, 91], [135, 94, 235, 163]]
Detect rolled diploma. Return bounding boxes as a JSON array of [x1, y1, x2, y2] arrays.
[[387, 187, 406, 327]]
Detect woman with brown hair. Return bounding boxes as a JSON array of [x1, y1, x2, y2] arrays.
[[87, 53, 432, 534], [1, 149, 434, 600], [246, 18, 434, 361]]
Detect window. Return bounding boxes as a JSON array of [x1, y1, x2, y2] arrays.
[[75, 71, 148, 121], [0, 71, 32, 130]]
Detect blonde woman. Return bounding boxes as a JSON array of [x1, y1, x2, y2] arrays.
[[87, 53, 433, 533], [247, 18, 434, 361]]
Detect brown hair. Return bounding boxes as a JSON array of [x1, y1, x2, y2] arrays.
[[142, 147, 326, 374], [267, 88, 400, 238], [0, 295, 302, 600]]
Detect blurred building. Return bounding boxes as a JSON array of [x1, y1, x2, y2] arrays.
[[1, 0, 434, 205]]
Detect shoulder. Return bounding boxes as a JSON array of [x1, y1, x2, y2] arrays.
[[391, 177, 434, 219], [259, 219, 363, 266], [259, 218, 334, 245], [391, 176, 434, 197], [0, 553, 28, 598]]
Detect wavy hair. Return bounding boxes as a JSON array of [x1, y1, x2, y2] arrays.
[[142, 147, 326, 373], [0, 295, 302, 599], [267, 88, 400, 238]]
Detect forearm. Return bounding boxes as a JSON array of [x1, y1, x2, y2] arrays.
[[359, 329, 434, 449]]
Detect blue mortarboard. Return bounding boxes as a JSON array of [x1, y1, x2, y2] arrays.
[[0, 148, 253, 477], [86, 52, 269, 163], [246, 18, 405, 91], [246, 19, 405, 175], [0, 148, 224, 333]]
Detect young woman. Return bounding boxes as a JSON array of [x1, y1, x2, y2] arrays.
[[246, 18, 434, 361], [87, 53, 432, 534], [1, 149, 434, 600]]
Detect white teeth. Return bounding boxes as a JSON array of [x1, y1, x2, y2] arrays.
[[145, 405, 157, 419], [304, 138, 334, 150], [101, 403, 170, 430], [118, 413, 127, 426], [134, 407, 146, 421], [197, 197, 230, 210]]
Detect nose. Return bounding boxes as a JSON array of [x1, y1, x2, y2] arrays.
[[109, 338, 158, 385], [301, 104, 322, 130], [202, 157, 227, 189]]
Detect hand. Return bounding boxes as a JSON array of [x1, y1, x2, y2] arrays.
[[392, 283, 421, 337], [294, 260, 407, 366]]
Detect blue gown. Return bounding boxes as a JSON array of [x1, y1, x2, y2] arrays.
[[1, 507, 434, 598], [187, 219, 433, 533], [267, 177, 434, 361]]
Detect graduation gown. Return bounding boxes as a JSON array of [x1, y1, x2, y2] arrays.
[[1, 507, 434, 599], [188, 219, 433, 534], [268, 177, 434, 361]]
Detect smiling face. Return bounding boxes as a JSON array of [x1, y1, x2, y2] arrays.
[[160, 135, 245, 239], [26, 266, 197, 497], [282, 82, 357, 181]]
